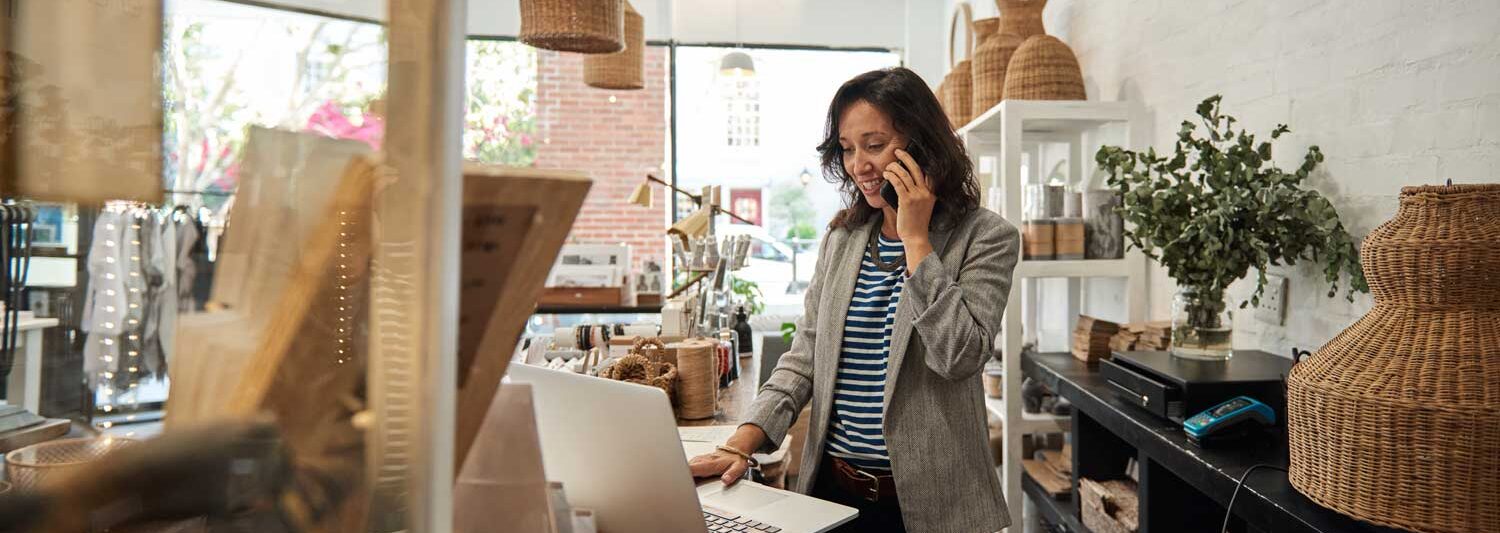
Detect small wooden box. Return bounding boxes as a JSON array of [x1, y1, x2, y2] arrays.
[[1080, 478, 1139, 533], [1023, 220, 1056, 260], [1072, 315, 1121, 363], [1054, 218, 1086, 260], [538, 286, 623, 307]]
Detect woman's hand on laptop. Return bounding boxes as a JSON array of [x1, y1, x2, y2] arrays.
[[689, 424, 768, 486]]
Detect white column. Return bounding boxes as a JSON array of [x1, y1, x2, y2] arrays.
[[370, 0, 465, 531]]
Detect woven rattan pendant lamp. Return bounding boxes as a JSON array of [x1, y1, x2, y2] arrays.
[[520, 0, 624, 54], [1287, 184, 1500, 533], [584, 1, 643, 89]]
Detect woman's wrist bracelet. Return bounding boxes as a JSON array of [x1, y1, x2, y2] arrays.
[[716, 444, 759, 467]]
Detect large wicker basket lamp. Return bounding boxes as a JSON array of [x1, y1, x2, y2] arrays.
[[972, 0, 1047, 111], [966, 17, 999, 116], [583, 1, 643, 89], [1002, 34, 1086, 100], [520, 0, 624, 54], [1287, 184, 1500, 533]]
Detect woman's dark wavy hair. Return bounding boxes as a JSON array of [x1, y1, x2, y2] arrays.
[[818, 67, 980, 231]]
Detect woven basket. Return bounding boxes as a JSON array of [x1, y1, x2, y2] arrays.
[[601, 353, 678, 405], [967, 18, 1002, 117], [972, 31, 1024, 114], [583, 1, 643, 89], [519, 0, 624, 54], [5, 437, 141, 490], [1287, 184, 1500, 533], [937, 78, 953, 126], [998, 0, 1047, 38], [631, 336, 670, 363], [942, 2, 975, 128], [1003, 35, 1086, 101]]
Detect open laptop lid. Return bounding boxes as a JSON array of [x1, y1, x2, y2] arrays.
[[507, 364, 707, 533]]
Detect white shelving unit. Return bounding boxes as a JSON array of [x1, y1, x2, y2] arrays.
[[961, 100, 1148, 530]]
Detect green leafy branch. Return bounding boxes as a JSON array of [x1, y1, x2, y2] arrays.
[[1095, 95, 1368, 311]]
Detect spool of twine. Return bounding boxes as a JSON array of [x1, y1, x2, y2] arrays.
[[673, 339, 719, 419]]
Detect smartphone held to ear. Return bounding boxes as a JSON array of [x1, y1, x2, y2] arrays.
[[880, 143, 922, 209], [880, 181, 901, 209]]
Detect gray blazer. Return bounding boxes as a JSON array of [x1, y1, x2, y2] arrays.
[[745, 207, 1020, 533]]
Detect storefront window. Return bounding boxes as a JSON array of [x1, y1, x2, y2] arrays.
[[464, 40, 539, 166], [164, 0, 387, 206], [673, 46, 899, 313]]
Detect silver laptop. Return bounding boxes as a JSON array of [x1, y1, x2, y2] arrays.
[[507, 364, 856, 533]]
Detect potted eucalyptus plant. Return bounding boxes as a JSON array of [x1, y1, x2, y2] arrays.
[[1096, 95, 1368, 360]]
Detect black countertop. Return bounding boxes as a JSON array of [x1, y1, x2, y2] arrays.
[[1025, 352, 1404, 533]]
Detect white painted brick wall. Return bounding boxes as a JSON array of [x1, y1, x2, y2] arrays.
[[1011, 0, 1500, 356]]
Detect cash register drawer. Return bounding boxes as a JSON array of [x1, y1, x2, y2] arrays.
[[1100, 358, 1182, 421]]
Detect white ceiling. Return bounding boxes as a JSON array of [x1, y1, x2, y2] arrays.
[[244, 0, 911, 49], [216, 0, 951, 87]]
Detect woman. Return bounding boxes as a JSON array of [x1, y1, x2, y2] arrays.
[[689, 67, 1020, 533]]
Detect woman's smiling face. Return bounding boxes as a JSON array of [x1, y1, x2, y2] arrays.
[[838, 100, 904, 210]]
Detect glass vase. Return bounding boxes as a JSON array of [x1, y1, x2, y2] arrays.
[[1170, 288, 1233, 360]]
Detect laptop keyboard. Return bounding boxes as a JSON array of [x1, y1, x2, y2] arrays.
[[703, 508, 781, 533]]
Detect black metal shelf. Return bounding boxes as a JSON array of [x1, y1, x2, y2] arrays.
[[1027, 352, 1402, 533], [1023, 470, 1086, 533]]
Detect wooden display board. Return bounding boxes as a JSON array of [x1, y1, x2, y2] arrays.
[[454, 165, 590, 471], [211, 127, 373, 315], [166, 160, 589, 528], [165, 152, 381, 532]]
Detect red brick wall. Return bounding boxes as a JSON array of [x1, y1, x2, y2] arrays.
[[533, 47, 670, 275]]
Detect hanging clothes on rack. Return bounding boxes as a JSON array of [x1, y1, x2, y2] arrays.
[[82, 201, 209, 404], [173, 207, 202, 312], [82, 206, 139, 389]]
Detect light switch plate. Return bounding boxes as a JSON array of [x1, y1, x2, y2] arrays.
[[1255, 273, 1289, 325]]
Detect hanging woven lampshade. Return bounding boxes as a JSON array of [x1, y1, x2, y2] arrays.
[[520, 0, 624, 54], [1288, 184, 1500, 533], [1002, 35, 1085, 100], [584, 1, 643, 89]]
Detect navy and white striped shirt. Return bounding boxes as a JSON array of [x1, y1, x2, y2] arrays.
[[825, 234, 904, 471]]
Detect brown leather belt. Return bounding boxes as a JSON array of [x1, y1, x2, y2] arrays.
[[825, 455, 897, 503]]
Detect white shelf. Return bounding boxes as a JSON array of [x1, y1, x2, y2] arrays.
[[964, 98, 1146, 529], [959, 100, 1131, 139], [985, 396, 1069, 434], [1015, 258, 1131, 279]]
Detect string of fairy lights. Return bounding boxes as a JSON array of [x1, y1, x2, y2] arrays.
[[96, 210, 147, 432], [336, 210, 352, 365]]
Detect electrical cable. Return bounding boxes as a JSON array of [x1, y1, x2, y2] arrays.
[[1221, 463, 1288, 533]]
